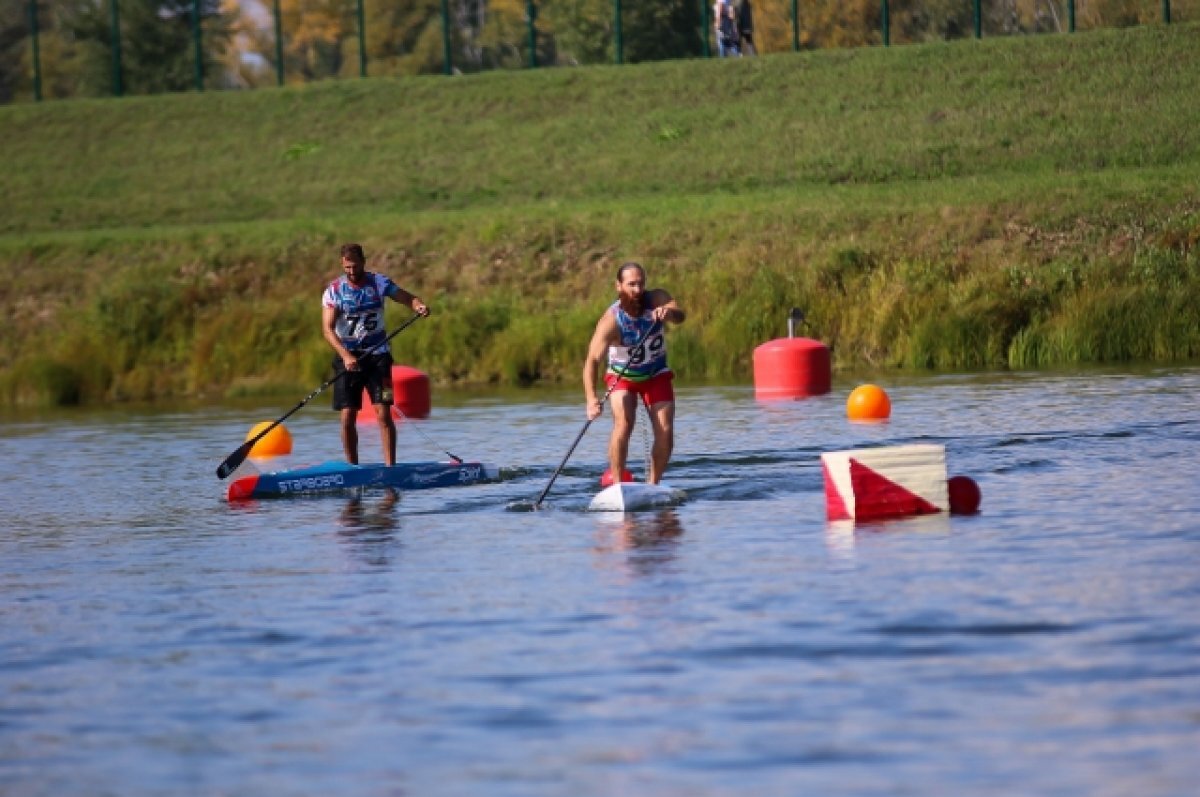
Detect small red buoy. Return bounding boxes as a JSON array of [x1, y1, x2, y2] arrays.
[[600, 468, 635, 487], [948, 475, 981, 515], [753, 338, 832, 400]]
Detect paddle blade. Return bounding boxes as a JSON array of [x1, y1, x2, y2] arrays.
[[216, 440, 255, 480]]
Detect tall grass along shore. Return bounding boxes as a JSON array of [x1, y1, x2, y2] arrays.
[[1, 24, 1198, 406]]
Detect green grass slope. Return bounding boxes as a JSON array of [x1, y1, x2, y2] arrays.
[[1, 24, 1198, 405]]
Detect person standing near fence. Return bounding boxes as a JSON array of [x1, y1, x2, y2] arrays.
[[716, 0, 740, 57], [737, 0, 757, 56]]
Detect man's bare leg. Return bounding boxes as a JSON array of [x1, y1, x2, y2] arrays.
[[376, 404, 397, 466], [340, 408, 360, 464], [647, 401, 675, 484], [608, 391, 638, 482]]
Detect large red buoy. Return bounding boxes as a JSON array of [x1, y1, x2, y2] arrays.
[[390, 365, 431, 418], [754, 338, 831, 399], [754, 309, 831, 401], [360, 364, 432, 422]]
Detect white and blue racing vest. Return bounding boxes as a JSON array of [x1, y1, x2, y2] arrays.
[[607, 300, 669, 382], [322, 272, 399, 354]]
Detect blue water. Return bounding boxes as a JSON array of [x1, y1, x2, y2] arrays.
[[2, 368, 1199, 796]]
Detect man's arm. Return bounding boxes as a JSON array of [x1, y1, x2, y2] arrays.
[[583, 313, 617, 420], [323, 304, 357, 369], [648, 289, 685, 325], [388, 284, 430, 316]]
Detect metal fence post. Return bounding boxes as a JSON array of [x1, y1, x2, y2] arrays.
[[441, 0, 452, 75], [701, 0, 710, 57], [527, 0, 538, 67], [973, 0, 982, 38], [1068, 0, 1075, 32], [357, 0, 366, 76], [614, 0, 623, 65], [192, 0, 204, 91], [29, 0, 42, 101], [110, 0, 123, 97], [273, 0, 283, 85], [881, 0, 889, 46], [1163, 0, 1171, 24], [792, 0, 799, 51]]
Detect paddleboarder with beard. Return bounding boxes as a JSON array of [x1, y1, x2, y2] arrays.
[[582, 262, 686, 485]]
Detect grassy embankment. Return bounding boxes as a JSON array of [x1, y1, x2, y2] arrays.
[[1, 23, 1198, 406]]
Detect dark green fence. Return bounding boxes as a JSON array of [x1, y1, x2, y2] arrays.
[[16, 0, 1193, 102]]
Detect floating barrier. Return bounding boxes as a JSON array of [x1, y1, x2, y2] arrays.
[[821, 443, 949, 522], [753, 309, 831, 400]]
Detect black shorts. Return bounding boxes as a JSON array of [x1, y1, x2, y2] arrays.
[[332, 352, 394, 411]]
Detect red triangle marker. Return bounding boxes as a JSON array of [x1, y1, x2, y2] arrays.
[[849, 458, 941, 521], [823, 459, 851, 521]]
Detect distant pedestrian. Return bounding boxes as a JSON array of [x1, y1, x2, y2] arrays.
[[737, 0, 757, 56], [716, 1, 740, 58]]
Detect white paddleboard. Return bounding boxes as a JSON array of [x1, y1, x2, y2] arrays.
[[588, 482, 686, 512]]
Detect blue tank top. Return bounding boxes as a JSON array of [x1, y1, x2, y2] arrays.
[[321, 272, 398, 353], [607, 300, 669, 382]]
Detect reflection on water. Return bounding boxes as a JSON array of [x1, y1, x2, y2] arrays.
[[335, 488, 402, 568], [337, 487, 401, 533], [592, 509, 685, 579], [825, 513, 954, 566]]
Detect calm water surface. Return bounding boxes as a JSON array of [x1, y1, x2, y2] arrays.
[[2, 368, 1199, 796]]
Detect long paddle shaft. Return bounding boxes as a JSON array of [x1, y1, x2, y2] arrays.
[[215, 312, 424, 479], [533, 321, 660, 508]]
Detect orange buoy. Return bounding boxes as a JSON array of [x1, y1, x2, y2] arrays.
[[753, 338, 832, 400], [600, 468, 635, 487], [847, 384, 891, 421], [246, 421, 292, 458], [360, 364, 432, 422], [948, 475, 982, 515]]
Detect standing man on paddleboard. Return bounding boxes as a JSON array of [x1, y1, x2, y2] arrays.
[[322, 243, 429, 466], [583, 262, 686, 485]]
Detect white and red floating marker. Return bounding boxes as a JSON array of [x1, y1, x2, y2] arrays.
[[821, 443, 950, 522]]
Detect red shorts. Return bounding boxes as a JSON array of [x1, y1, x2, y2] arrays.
[[605, 370, 674, 408]]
